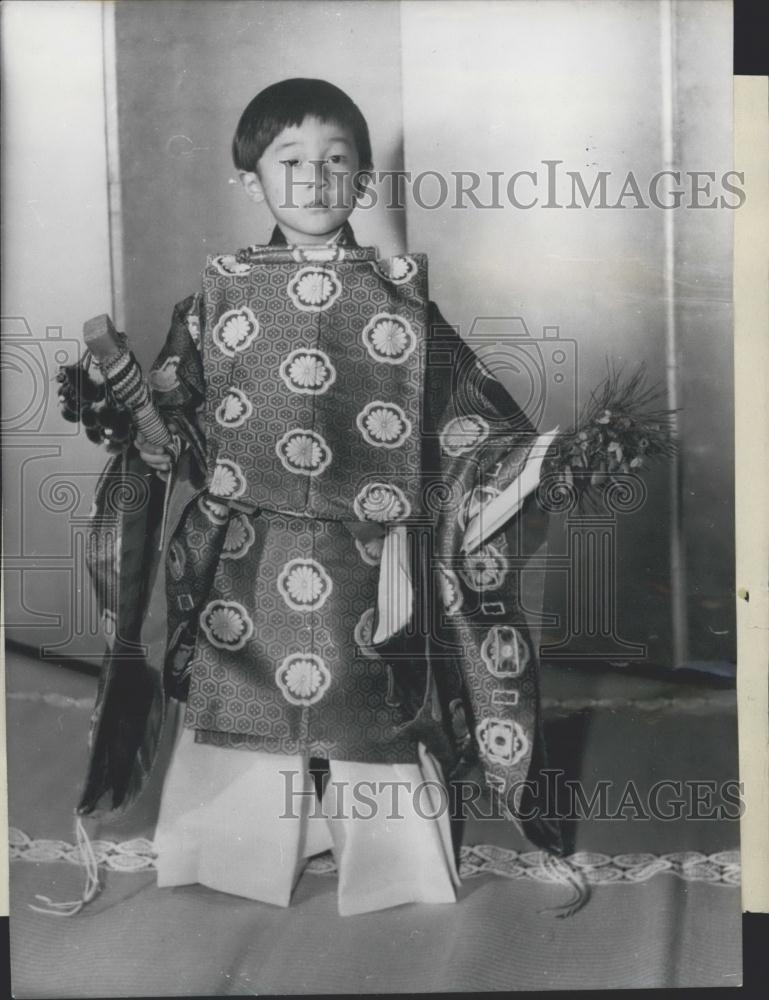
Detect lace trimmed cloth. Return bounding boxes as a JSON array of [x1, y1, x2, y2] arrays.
[[10, 828, 739, 886]]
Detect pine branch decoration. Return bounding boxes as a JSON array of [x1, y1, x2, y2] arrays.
[[539, 360, 678, 512]]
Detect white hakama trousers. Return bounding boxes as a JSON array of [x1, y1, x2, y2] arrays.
[[153, 700, 459, 914]]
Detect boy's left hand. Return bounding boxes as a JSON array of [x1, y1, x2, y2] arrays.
[[136, 431, 172, 480]]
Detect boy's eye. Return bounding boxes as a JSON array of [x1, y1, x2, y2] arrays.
[[328, 155, 346, 164], [279, 159, 300, 168]]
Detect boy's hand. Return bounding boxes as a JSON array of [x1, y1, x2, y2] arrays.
[[136, 431, 172, 480]]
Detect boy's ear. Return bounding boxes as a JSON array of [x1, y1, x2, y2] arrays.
[[239, 170, 265, 204]]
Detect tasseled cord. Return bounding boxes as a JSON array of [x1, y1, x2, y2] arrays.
[[500, 799, 591, 918], [28, 816, 101, 917], [156, 432, 181, 553], [538, 853, 592, 919], [157, 458, 175, 552]]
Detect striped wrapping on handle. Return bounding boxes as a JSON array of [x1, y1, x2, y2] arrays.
[[98, 349, 175, 451], [83, 313, 178, 457]]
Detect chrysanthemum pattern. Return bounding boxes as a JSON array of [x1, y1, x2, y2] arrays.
[[440, 415, 490, 457], [279, 349, 336, 395], [356, 401, 412, 449], [361, 314, 417, 365], [182, 508, 428, 760], [353, 482, 411, 522], [212, 307, 260, 357], [276, 653, 331, 706], [200, 600, 253, 651], [277, 558, 333, 611], [209, 459, 247, 500], [355, 535, 384, 566], [215, 388, 253, 428], [460, 542, 508, 591], [211, 254, 254, 277], [155, 251, 548, 801], [276, 430, 332, 477], [375, 255, 418, 285], [221, 513, 255, 560], [287, 267, 342, 312], [200, 252, 430, 520], [197, 493, 230, 525]]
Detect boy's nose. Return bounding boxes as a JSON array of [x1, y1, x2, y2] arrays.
[[296, 160, 329, 188]]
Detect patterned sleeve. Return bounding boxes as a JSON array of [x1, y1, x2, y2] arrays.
[[429, 299, 561, 853], [426, 300, 538, 478], [426, 299, 544, 559], [146, 292, 207, 465]]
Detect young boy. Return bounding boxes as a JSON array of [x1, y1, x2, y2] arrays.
[[79, 78, 563, 916]]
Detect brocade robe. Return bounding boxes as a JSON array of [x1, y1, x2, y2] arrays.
[[79, 224, 562, 855]]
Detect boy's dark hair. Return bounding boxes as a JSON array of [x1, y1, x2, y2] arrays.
[[232, 78, 373, 173]]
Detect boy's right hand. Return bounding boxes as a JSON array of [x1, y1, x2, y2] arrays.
[[136, 431, 172, 480]]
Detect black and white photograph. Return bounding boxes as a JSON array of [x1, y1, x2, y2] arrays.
[[2, 0, 744, 994]]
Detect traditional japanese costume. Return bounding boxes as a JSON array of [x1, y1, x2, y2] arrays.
[[79, 224, 567, 894]]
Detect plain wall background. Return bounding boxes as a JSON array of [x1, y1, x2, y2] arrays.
[[673, 4, 735, 667], [2, 0, 115, 663], [400, 0, 734, 667]]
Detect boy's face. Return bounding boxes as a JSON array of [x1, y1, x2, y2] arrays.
[[241, 116, 363, 244]]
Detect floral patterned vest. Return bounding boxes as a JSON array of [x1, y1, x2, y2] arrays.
[[201, 243, 431, 523]]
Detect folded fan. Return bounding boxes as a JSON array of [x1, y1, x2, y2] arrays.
[[461, 426, 560, 555], [372, 525, 413, 644]]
